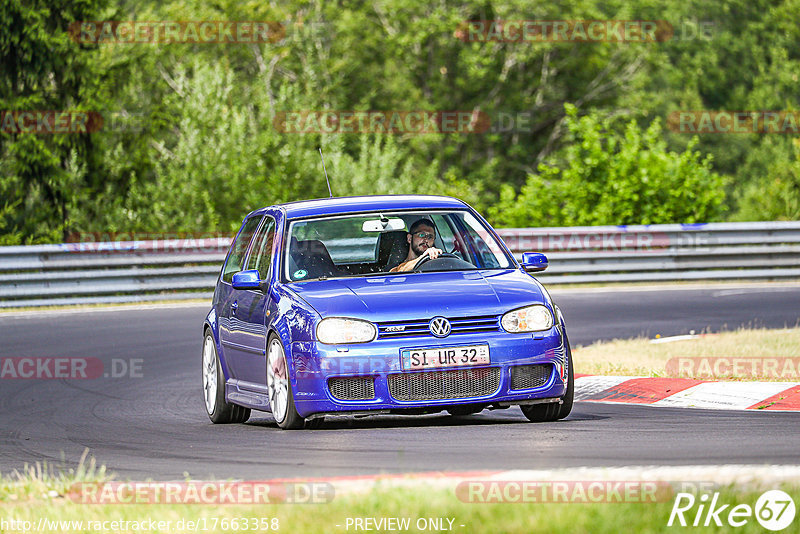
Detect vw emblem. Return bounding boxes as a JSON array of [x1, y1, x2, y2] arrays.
[[429, 317, 451, 338]]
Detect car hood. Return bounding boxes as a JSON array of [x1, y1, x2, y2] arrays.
[[286, 269, 547, 321]]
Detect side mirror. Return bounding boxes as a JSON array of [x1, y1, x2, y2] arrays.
[[231, 269, 263, 290], [521, 252, 548, 273]]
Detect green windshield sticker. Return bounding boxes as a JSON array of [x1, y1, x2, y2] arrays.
[[293, 269, 308, 279]]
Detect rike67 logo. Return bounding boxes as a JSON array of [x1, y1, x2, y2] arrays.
[[668, 490, 796, 531]]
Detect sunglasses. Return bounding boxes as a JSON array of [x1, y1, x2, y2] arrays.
[[413, 232, 435, 240]]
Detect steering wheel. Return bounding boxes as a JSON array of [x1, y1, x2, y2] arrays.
[[413, 252, 460, 271]]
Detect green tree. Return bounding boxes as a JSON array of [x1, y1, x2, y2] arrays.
[[488, 105, 727, 226], [102, 60, 440, 233], [3, 0, 799, 245], [733, 137, 800, 221], [0, 0, 109, 243]]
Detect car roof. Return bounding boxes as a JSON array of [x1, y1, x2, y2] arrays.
[[252, 195, 470, 219]]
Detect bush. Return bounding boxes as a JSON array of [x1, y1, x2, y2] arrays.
[[733, 137, 800, 221], [489, 105, 728, 227]]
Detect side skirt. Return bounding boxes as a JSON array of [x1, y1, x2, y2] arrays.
[[225, 380, 271, 412]]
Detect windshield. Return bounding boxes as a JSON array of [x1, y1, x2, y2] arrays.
[[284, 210, 513, 282]]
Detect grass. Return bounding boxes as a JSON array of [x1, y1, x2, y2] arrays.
[[1, 457, 799, 534], [574, 327, 800, 379], [0, 451, 110, 504]]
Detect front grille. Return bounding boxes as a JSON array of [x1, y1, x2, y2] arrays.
[[388, 367, 500, 401], [377, 315, 499, 339], [328, 377, 375, 400], [510, 364, 552, 390]]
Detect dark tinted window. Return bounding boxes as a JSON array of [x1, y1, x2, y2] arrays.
[[222, 215, 262, 283]]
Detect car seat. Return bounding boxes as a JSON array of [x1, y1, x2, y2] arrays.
[[376, 230, 409, 270], [290, 239, 343, 280]]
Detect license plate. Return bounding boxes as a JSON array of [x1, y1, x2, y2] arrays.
[[401, 344, 490, 371]]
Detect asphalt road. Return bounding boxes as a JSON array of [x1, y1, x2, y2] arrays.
[[552, 284, 800, 345], [1, 284, 799, 480]]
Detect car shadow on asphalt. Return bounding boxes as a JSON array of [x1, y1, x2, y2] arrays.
[[244, 408, 605, 430], [244, 413, 517, 430]]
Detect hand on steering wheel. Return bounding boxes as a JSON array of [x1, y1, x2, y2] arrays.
[[413, 249, 459, 271]]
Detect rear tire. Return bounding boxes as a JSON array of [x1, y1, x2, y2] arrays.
[[203, 331, 251, 424], [521, 338, 574, 423]]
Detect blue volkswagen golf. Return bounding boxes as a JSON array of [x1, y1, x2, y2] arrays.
[[202, 195, 573, 429]]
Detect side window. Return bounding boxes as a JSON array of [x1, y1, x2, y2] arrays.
[[460, 212, 510, 268], [430, 214, 456, 253], [245, 218, 276, 281], [222, 216, 262, 283]]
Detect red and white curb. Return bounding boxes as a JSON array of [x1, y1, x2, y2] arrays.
[[575, 375, 800, 411]]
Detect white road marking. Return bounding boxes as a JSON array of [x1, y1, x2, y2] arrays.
[[652, 381, 798, 410], [574, 375, 641, 400], [650, 334, 700, 344]]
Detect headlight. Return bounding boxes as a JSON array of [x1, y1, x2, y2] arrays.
[[317, 317, 377, 344], [501, 305, 553, 333]]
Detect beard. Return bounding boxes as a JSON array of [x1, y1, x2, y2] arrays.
[[411, 240, 429, 257]]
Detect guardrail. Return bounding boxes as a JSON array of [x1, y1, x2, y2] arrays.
[[497, 222, 800, 284], [1, 222, 798, 307]]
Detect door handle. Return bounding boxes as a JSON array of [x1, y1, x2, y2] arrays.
[[231, 301, 238, 315]]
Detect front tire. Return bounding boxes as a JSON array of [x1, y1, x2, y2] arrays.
[[203, 331, 250, 424], [521, 338, 574, 423], [267, 335, 306, 429]]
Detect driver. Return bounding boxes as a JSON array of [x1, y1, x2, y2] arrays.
[[390, 218, 443, 272]]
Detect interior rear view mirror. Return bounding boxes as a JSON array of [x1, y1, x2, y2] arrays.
[[362, 218, 406, 232]]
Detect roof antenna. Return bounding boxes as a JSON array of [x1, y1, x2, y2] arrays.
[[319, 148, 333, 198]]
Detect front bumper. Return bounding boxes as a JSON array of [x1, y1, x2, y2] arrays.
[[290, 325, 568, 418]]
